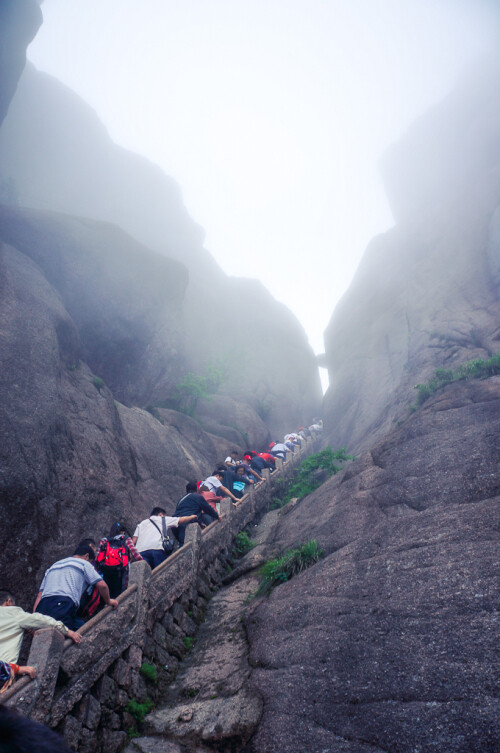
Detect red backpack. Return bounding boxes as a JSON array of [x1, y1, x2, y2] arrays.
[[96, 537, 129, 569]]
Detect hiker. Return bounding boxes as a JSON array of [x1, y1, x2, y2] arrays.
[[198, 484, 224, 512], [285, 432, 301, 447], [33, 544, 118, 630], [132, 507, 198, 569], [96, 523, 143, 598], [258, 451, 276, 469], [269, 441, 288, 461], [239, 456, 264, 483], [224, 450, 240, 469], [202, 470, 240, 504], [173, 482, 220, 545], [232, 465, 253, 499], [0, 589, 81, 693], [0, 705, 72, 752], [244, 453, 273, 476]]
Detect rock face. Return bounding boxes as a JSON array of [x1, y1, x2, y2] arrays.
[[237, 63, 500, 753], [246, 378, 500, 753], [323, 61, 500, 453], [0, 4, 320, 605], [0, 214, 225, 603], [0, 0, 41, 126], [0, 63, 321, 436]]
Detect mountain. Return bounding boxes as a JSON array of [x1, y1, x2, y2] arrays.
[[322, 61, 500, 454], [0, 63, 321, 437]]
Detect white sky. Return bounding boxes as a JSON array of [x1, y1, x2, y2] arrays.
[[28, 0, 499, 365]]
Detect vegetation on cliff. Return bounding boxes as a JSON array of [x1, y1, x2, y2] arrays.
[[257, 540, 323, 595], [411, 353, 500, 410], [272, 446, 354, 508]]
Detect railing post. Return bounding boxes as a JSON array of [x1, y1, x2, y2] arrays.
[[7, 628, 66, 722], [128, 559, 151, 648], [184, 522, 201, 579], [219, 497, 233, 540]]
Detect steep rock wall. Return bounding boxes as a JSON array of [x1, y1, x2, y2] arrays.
[[0, 211, 232, 605], [323, 62, 500, 452], [246, 377, 500, 752], [0, 63, 321, 436], [0, 0, 41, 126]]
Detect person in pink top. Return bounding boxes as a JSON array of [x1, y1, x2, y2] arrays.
[[198, 484, 224, 512]]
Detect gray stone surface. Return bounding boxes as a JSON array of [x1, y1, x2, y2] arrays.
[[245, 378, 500, 752]]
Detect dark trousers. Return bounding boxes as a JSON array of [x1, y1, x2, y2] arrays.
[[141, 549, 167, 570], [100, 565, 127, 598], [36, 595, 84, 630]]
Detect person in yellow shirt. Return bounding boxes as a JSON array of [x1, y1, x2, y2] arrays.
[[0, 588, 81, 692]]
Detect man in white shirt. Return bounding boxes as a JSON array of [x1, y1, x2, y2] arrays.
[[0, 588, 81, 691], [33, 544, 118, 630], [202, 470, 240, 503], [132, 507, 198, 569], [224, 451, 239, 469]]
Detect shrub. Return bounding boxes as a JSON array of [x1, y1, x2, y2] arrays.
[[183, 636, 195, 651], [92, 376, 105, 391], [412, 353, 500, 409], [233, 531, 256, 557], [257, 540, 323, 595], [140, 662, 157, 684], [272, 447, 354, 508], [125, 698, 154, 724]]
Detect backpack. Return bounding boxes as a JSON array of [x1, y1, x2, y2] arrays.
[[96, 537, 129, 569], [149, 517, 175, 554], [77, 583, 103, 621]]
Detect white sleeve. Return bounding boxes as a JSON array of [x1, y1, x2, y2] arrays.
[[19, 611, 69, 635]]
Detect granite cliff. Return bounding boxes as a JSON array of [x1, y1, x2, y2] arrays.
[[1, 6, 498, 753], [237, 61, 500, 752], [323, 61, 500, 453], [0, 8, 320, 604], [0, 62, 321, 438]]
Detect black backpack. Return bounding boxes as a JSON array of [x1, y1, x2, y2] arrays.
[[149, 517, 175, 553]]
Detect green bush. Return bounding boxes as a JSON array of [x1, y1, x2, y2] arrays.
[[92, 376, 105, 391], [272, 447, 354, 508], [169, 361, 225, 416], [411, 354, 500, 410], [233, 531, 256, 557], [140, 662, 157, 684], [183, 636, 195, 651], [125, 698, 154, 724], [257, 540, 323, 595]]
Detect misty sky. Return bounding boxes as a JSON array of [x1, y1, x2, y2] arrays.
[[28, 0, 499, 371]]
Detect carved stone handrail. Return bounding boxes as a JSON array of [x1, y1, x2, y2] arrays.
[[0, 434, 321, 727]]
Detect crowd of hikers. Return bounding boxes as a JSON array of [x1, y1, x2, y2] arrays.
[[0, 421, 322, 693]]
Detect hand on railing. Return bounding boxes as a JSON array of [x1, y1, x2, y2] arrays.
[[67, 629, 82, 644]]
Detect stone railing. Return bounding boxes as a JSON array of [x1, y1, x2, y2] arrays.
[[1, 435, 320, 752]]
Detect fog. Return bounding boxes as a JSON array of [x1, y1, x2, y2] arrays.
[[28, 0, 499, 380]]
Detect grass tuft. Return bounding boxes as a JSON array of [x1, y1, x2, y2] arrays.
[[257, 540, 323, 595], [233, 531, 256, 557], [140, 662, 157, 684]]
